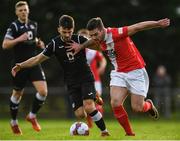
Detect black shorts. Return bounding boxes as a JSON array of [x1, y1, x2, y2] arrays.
[[12, 65, 46, 91], [67, 81, 96, 111]]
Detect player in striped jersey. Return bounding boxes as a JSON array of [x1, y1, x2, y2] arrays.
[[67, 17, 170, 136]]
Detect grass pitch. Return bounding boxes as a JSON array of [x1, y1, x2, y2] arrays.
[[0, 118, 180, 140]]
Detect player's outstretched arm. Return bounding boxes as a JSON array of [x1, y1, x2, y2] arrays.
[[66, 39, 101, 55], [11, 53, 48, 77], [128, 18, 170, 36]]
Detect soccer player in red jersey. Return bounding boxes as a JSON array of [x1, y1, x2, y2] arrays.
[[67, 17, 170, 136], [78, 29, 107, 128]]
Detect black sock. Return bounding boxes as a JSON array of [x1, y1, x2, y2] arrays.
[[31, 96, 44, 114], [89, 110, 106, 131], [10, 100, 19, 120]]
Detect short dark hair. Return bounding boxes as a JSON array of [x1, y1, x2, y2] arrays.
[[15, 1, 28, 9], [77, 28, 89, 35], [86, 17, 104, 31], [59, 15, 74, 29]]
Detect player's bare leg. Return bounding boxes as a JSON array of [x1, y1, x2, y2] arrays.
[[75, 106, 93, 128], [74, 106, 87, 119], [131, 94, 159, 120]]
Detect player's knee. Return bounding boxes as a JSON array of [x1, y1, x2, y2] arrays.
[[77, 114, 86, 119], [12, 94, 22, 101], [38, 89, 48, 97], [12, 91, 23, 101], [83, 100, 95, 113], [11, 95, 22, 104], [75, 111, 87, 119], [111, 98, 121, 107], [131, 103, 143, 112]]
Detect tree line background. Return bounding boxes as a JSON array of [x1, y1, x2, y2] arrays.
[[0, 0, 180, 87], [0, 0, 180, 119]]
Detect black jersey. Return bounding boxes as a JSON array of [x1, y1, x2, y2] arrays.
[[4, 19, 38, 63], [42, 35, 94, 85]]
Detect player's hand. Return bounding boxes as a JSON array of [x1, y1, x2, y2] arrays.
[[36, 38, 45, 49], [158, 18, 170, 28], [17, 32, 29, 42], [11, 64, 21, 77], [66, 40, 82, 55]]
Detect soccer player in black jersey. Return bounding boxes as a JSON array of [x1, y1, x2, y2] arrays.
[[11, 15, 109, 136], [2, 1, 48, 135]]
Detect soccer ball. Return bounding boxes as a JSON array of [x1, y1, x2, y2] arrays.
[[70, 122, 89, 136]]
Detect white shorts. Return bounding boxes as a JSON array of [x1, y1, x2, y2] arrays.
[[110, 68, 149, 97], [94, 81, 102, 96]]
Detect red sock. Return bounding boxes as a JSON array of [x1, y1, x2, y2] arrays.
[[143, 101, 152, 112], [113, 105, 134, 135]]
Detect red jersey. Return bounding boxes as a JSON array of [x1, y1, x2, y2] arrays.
[[86, 49, 103, 81], [100, 27, 145, 72]]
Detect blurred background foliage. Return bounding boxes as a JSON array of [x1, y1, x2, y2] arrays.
[[0, 0, 180, 87], [0, 0, 180, 119]]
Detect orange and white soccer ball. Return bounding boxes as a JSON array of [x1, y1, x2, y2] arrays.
[[70, 122, 89, 136]]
